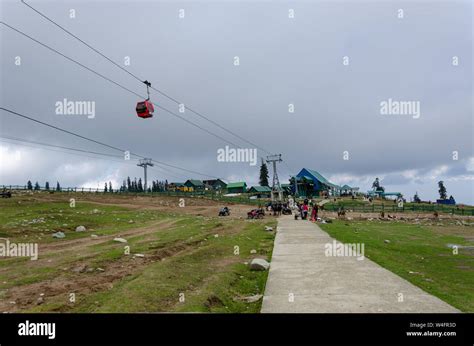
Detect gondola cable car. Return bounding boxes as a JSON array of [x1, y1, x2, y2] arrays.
[[136, 80, 154, 119]]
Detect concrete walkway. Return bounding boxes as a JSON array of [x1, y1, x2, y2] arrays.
[[261, 215, 459, 313]]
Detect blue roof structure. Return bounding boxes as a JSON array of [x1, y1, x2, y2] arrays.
[[296, 168, 341, 190]]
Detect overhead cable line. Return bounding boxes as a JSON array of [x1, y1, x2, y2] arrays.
[[1, 137, 187, 180], [0, 107, 220, 179], [0, 138, 130, 164], [0, 134, 125, 159], [0, 107, 142, 158], [20, 0, 272, 155], [0, 135, 187, 179], [0, 21, 244, 152]]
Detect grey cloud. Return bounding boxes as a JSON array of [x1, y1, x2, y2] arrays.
[[0, 0, 472, 203]]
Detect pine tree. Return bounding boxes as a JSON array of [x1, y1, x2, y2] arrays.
[[413, 192, 421, 203], [56, 181, 61, 191], [133, 178, 137, 192], [109, 181, 113, 193], [121, 180, 126, 192], [138, 178, 143, 192], [127, 177, 132, 191], [27, 180, 33, 190], [438, 181, 447, 200], [259, 159, 269, 186], [45, 182, 50, 190], [104, 183, 108, 192], [34, 182, 40, 190]]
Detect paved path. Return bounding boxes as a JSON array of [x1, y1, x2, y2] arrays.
[[261, 215, 459, 313]]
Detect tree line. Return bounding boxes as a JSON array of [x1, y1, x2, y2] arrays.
[[118, 177, 169, 193], [26, 180, 61, 191], [24, 177, 169, 193]]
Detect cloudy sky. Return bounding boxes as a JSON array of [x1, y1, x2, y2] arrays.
[[1, 0, 473, 203]]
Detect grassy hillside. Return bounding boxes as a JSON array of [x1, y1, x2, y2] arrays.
[[0, 196, 276, 313]]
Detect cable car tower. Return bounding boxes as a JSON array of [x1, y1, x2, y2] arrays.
[[266, 154, 283, 201], [137, 158, 154, 193]]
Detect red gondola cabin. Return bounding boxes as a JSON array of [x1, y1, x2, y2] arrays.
[[136, 100, 154, 118]]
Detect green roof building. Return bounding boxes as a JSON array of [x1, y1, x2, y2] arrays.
[[340, 184, 359, 195], [168, 182, 185, 191], [170, 182, 184, 186], [226, 182, 247, 194], [202, 179, 227, 190], [184, 179, 205, 190], [248, 185, 271, 198]]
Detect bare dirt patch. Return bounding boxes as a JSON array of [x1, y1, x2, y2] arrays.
[[33, 193, 261, 220], [0, 235, 207, 312]]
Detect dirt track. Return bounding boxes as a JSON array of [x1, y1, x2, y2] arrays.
[[33, 193, 259, 219], [0, 194, 268, 312]]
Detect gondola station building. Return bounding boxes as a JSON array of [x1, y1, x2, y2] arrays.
[[292, 168, 359, 198]]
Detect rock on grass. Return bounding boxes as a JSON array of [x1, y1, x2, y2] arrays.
[[249, 258, 270, 271], [52, 231, 65, 239]]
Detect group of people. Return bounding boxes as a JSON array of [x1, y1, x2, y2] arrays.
[[295, 199, 320, 222], [267, 201, 291, 216], [264, 198, 323, 222]]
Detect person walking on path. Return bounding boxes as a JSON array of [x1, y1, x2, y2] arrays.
[[302, 200, 309, 220], [311, 203, 319, 222]]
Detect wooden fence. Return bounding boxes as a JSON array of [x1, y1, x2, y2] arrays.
[[1, 185, 472, 215]]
